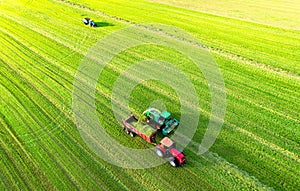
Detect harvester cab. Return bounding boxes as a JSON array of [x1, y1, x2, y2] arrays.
[[143, 107, 179, 135], [156, 137, 186, 167]]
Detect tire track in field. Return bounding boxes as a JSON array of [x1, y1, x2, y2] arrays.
[[91, 66, 298, 190], [0, 148, 13, 190], [68, 69, 269, 190], [0, 51, 117, 189], [102, 54, 297, 155], [1, 62, 114, 190], [0, 98, 55, 190], [0, 141, 31, 190], [0, 44, 274, 190], [0, 37, 69, 141], [4, 1, 298, 129], [56, 0, 300, 80], [0, 78, 84, 190], [0, 17, 81, 76], [2, 1, 298, 189], [32, 0, 300, 126], [0, 42, 131, 189], [21, 11, 300, 124]]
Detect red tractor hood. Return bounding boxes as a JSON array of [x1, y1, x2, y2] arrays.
[[170, 148, 186, 165]]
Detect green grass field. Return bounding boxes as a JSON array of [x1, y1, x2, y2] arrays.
[[0, 0, 299, 190]]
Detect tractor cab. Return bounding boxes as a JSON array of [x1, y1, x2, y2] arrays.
[[159, 137, 176, 151], [158, 111, 171, 125], [145, 108, 170, 125], [143, 107, 180, 135]]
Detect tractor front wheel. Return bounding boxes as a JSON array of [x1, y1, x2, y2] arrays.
[[129, 131, 135, 137], [169, 158, 178, 167]]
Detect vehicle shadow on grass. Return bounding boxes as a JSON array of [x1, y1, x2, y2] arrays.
[[95, 22, 114, 27]]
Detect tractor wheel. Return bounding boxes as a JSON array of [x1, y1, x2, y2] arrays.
[[169, 158, 178, 167], [155, 148, 164, 158], [129, 131, 135, 137], [125, 128, 130, 134]]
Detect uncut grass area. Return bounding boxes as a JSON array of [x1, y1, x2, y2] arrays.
[[0, 0, 299, 190]]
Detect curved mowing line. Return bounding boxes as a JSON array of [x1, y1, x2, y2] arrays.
[[95, 59, 295, 159], [0, 82, 83, 190], [57, 0, 300, 78], [0, 47, 69, 140], [198, 105, 300, 163], [0, 70, 111, 190], [2, 31, 298, 190], [74, 80, 276, 190], [0, 103, 51, 190], [1, 96, 129, 190], [0, 142, 31, 190], [0, 141, 22, 190], [0, 22, 80, 78], [7, 3, 296, 139], [0, 57, 133, 189], [1, 1, 298, 190]]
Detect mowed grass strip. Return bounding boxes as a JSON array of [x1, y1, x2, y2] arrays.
[[1, 16, 271, 190], [1, 0, 299, 190], [95, 45, 299, 190], [149, 0, 300, 30], [62, 0, 300, 75]]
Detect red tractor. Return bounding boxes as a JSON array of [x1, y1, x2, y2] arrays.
[[155, 137, 186, 167], [123, 115, 187, 167]]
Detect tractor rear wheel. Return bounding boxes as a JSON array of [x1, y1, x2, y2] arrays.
[[155, 148, 164, 158]]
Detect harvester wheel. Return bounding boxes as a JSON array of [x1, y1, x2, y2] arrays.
[[155, 148, 164, 158]]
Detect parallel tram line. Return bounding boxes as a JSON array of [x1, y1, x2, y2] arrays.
[[0, 66, 109, 190], [2, 27, 298, 190], [0, 79, 82, 190]]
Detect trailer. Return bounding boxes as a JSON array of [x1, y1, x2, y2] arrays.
[[122, 115, 157, 143]]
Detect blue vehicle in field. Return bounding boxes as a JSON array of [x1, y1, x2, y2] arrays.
[[82, 17, 97, 27]]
